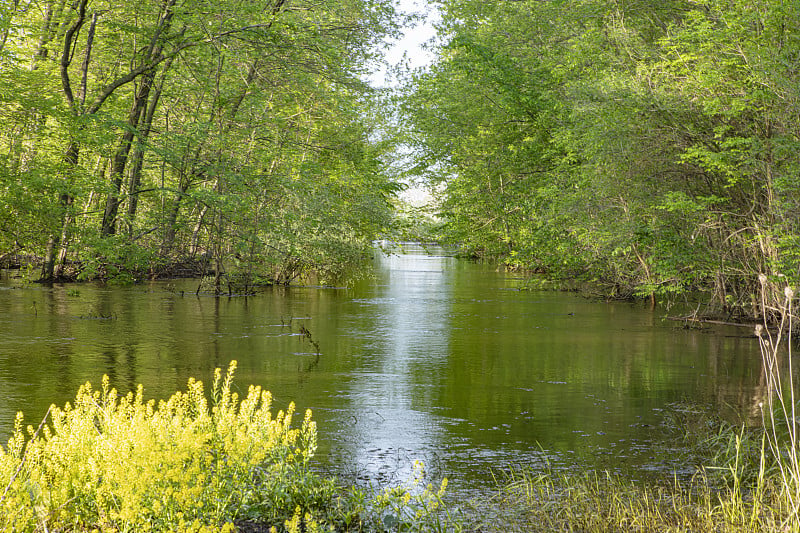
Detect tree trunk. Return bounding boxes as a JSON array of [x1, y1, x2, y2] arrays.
[[30, 0, 66, 67], [101, 72, 153, 235], [41, 140, 79, 282], [39, 0, 86, 282], [101, 0, 176, 236], [189, 204, 209, 257], [161, 175, 193, 255], [40, 235, 56, 282], [125, 56, 174, 233]]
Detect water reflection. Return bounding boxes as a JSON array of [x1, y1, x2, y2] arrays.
[[329, 248, 453, 485], [0, 248, 767, 497]]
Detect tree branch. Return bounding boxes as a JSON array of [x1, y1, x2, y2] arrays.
[[59, 0, 88, 110]]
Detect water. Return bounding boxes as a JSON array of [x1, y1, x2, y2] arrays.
[[0, 244, 765, 496]]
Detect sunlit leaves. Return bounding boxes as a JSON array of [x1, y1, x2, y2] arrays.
[[404, 0, 800, 313], [0, 0, 401, 284]]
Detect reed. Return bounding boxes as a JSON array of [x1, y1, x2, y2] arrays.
[[756, 275, 800, 529], [461, 466, 792, 533]]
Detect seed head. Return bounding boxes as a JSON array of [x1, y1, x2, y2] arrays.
[[786, 286, 795, 299], [759, 273, 768, 285], [755, 324, 763, 337]]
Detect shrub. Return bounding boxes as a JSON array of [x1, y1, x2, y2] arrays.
[[0, 361, 325, 532], [0, 362, 459, 533]]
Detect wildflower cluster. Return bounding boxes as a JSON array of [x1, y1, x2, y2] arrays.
[[0, 361, 321, 531]]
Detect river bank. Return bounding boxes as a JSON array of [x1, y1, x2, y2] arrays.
[[0, 253, 221, 284], [1, 367, 796, 532]]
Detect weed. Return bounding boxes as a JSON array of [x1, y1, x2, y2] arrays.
[[756, 277, 800, 529]]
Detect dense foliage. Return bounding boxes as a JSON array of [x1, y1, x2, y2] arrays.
[[403, 0, 800, 318], [0, 0, 402, 288]]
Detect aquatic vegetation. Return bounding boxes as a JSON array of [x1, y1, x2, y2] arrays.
[[756, 278, 800, 529], [0, 361, 455, 532], [458, 466, 795, 533]]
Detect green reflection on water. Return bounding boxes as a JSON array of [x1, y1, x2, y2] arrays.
[[0, 246, 764, 493]]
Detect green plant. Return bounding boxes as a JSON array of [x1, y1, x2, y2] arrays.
[[459, 465, 796, 533], [0, 361, 324, 531], [756, 275, 800, 529], [0, 361, 461, 532]]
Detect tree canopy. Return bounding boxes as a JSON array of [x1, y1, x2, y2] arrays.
[[0, 0, 400, 289], [3, 0, 799, 318], [401, 0, 800, 318]]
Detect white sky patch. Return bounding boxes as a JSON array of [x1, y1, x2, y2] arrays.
[[369, 1, 442, 209], [370, 0, 440, 88], [399, 185, 434, 207]]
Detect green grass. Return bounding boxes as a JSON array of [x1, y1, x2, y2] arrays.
[[458, 466, 795, 533]]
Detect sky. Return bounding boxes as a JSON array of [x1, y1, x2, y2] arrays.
[[369, 0, 439, 88], [370, 1, 442, 207]]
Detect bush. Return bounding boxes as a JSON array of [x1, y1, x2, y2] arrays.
[[0, 362, 328, 531], [0, 362, 457, 533]]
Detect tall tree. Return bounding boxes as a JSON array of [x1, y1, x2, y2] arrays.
[[0, 0, 401, 286]]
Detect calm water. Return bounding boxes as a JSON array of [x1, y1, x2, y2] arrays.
[[0, 244, 766, 495]]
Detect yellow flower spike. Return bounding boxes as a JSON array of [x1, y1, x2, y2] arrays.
[[285, 506, 303, 533], [304, 512, 318, 531], [438, 477, 448, 497], [0, 368, 329, 532]]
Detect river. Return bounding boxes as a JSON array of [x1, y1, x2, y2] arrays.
[[0, 243, 766, 496]]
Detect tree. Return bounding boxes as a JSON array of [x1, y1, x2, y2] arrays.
[[403, 0, 800, 318], [0, 0, 401, 287]]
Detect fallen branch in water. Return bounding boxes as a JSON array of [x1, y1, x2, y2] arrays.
[[666, 315, 760, 330]]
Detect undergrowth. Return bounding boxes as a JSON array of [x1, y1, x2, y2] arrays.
[[0, 361, 453, 532]]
